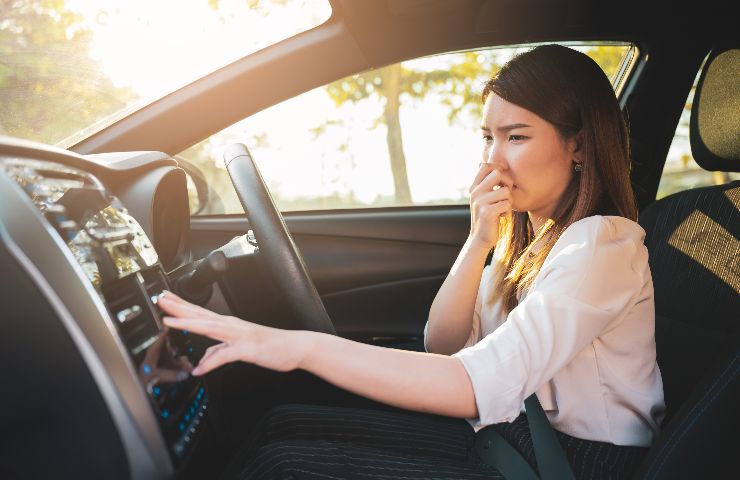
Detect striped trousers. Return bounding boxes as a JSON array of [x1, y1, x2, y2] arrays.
[[222, 404, 649, 480]]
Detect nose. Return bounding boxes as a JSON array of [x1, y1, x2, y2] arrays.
[[483, 142, 508, 171]]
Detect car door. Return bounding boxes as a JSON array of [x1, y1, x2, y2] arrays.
[[188, 207, 468, 347]]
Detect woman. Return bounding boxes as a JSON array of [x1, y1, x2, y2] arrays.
[[160, 44, 665, 479]]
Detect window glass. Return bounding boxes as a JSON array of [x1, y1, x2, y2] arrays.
[[1, 0, 331, 146], [180, 43, 636, 215], [658, 66, 740, 199]]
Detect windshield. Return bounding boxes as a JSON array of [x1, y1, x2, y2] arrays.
[[0, 0, 332, 147]]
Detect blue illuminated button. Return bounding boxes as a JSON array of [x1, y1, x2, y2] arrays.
[[161, 409, 170, 419], [153, 386, 161, 397], [179, 422, 186, 431], [188, 346, 193, 353], [142, 364, 152, 375], [184, 414, 190, 422]]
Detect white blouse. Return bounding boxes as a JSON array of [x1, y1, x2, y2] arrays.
[[447, 215, 665, 447]]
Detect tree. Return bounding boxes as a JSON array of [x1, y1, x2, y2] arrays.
[[325, 52, 499, 204], [583, 45, 630, 83], [0, 0, 134, 144]]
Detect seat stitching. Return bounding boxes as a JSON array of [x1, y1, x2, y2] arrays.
[[649, 352, 739, 476]]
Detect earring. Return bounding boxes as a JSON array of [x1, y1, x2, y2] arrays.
[[574, 162, 583, 172]]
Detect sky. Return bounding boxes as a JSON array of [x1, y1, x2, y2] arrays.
[[67, 0, 332, 99]]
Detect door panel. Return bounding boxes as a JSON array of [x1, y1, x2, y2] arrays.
[[189, 207, 470, 341]]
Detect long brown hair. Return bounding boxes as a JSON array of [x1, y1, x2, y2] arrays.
[[483, 44, 637, 313]]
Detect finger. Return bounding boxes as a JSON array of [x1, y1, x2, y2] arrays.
[[163, 316, 236, 342], [201, 342, 229, 362], [160, 290, 220, 316], [155, 369, 186, 383], [477, 186, 513, 205], [142, 332, 166, 363], [158, 294, 220, 319], [160, 291, 219, 317], [160, 290, 187, 303], [192, 345, 243, 375], [176, 356, 194, 372], [472, 169, 504, 197], [473, 191, 512, 215], [478, 168, 510, 191], [469, 163, 494, 193], [475, 201, 512, 224], [476, 191, 513, 212], [471, 170, 505, 198]]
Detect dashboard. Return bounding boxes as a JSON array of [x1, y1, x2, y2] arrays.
[[0, 138, 202, 478]]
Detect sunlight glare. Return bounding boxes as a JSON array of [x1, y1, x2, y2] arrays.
[[66, 0, 331, 100]]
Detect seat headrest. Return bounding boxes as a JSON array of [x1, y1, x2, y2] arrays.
[[690, 47, 740, 172]]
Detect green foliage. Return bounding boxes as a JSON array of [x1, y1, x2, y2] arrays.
[[325, 51, 498, 127], [0, 0, 135, 144], [583, 45, 627, 83]]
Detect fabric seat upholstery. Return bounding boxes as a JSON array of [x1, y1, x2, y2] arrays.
[[633, 46, 739, 479]]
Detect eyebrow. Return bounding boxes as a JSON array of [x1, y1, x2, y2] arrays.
[[480, 123, 533, 133]]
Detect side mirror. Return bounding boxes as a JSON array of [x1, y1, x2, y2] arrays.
[[173, 155, 222, 216]]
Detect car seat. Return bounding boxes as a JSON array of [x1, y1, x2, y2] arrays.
[[633, 46, 739, 479]]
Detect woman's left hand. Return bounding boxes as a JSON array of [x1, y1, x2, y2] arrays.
[[157, 291, 306, 375]]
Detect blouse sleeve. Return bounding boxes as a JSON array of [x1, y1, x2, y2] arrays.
[[452, 216, 648, 427]]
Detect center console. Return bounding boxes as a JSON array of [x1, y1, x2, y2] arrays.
[[0, 155, 206, 476]]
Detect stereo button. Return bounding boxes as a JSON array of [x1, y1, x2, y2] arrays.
[[116, 305, 142, 324]]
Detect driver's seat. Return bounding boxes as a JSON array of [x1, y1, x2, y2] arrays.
[[633, 46, 739, 479]]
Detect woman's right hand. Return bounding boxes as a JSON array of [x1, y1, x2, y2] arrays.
[[468, 163, 513, 248], [158, 291, 306, 375]]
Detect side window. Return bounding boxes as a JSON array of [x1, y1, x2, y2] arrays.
[[180, 43, 636, 215], [658, 65, 740, 199]]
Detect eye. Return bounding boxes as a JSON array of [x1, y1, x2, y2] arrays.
[[509, 134, 528, 142], [482, 134, 493, 142]]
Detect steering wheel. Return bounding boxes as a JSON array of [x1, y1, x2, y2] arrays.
[[223, 143, 336, 335]]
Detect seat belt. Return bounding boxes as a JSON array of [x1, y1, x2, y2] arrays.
[[524, 394, 576, 480], [474, 394, 576, 480], [474, 427, 540, 480]]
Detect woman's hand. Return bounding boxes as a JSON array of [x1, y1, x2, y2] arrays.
[[158, 293, 478, 419], [468, 163, 513, 248], [157, 291, 307, 375]]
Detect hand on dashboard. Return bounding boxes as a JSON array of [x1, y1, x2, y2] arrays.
[[158, 291, 306, 375]]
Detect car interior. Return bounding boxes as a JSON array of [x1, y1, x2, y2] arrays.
[[0, 0, 737, 478]]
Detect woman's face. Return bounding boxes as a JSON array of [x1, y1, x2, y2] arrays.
[[480, 94, 579, 223]]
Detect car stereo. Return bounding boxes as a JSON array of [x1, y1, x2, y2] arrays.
[[0, 158, 206, 463]]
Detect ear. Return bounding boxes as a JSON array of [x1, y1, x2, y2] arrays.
[[569, 130, 585, 162]]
